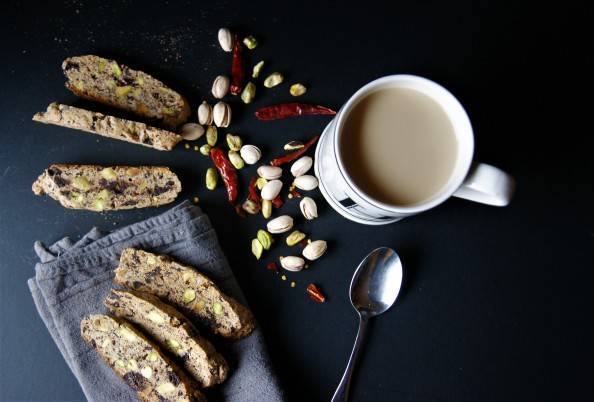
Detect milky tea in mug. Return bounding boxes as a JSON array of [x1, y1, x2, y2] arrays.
[[340, 87, 458, 206]]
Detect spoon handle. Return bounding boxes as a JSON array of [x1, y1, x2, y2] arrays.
[[331, 314, 369, 402]]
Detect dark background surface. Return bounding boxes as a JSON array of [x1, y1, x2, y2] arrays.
[[0, 1, 591, 401]]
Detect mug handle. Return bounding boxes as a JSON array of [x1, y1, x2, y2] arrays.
[[453, 163, 515, 206]]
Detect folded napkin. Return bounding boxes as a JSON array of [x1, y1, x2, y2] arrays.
[[28, 201, 284, 402]]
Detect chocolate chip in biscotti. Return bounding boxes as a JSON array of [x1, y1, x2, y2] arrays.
[[32, 164, 181, 211], [80, 315, 206, 402], [114, 248, 256, 340], [104, 289, 229, 388], [61, 55, 190, 128]]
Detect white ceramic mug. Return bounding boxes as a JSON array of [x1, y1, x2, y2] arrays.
[[314, 75, 515, 225]]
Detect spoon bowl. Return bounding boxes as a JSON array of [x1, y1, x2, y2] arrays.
[[332, 247, 403, 402]]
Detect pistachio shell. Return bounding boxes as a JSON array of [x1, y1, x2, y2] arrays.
[[218, 28, 233, 52], [180, 123, 204, 141], [300, 197, 318, 220], [240, 145, 261, 165], [280, 256, 305, 272], [212, 75, 230, 99], [266, 215, 293, 234], [257, 165, 282, 180], [290, 156, 313, 177], [197, 101, 213, 125], [261, 179, 283, 201], [293, 175, 319, 191], [302, 240, 327, 261], [213, 101, 231, 128]]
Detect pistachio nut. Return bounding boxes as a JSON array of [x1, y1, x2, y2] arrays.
[[213, 101, 231, 128], [242, 199, 259, 214], [290, 83, 307, 96], [205, 125, 218, 146], [266, 215, 293, 234], [284, 141, 304, 151], [255, 177, 268, 190], [228, 150, 245, 169], [197, 101, 213, 125], [218, 27, 233, 52], [211, 75, 230, 99], [240, 144, 262, 165], [264, 72, 284, 88], [205, 167, 217, 190], [257, 165, 282, 180], [91, 197, 103, 211], [183, 289, 196, 304], [243, 35, 258, 49], [252, 60, 265, 78], [241, 81, 256, 104], [180, 123, 205, 141], [293, 175, 319, 191], [156, 382, 176, 395], [280, 256, 305, 272], [226, 133, 242, 151], [261, 179, 283, 201], [100, 167, 117, 181], [290, 156, 313, 177], [212, 302, 223, 315], [251, 238, 263, 260], [300, 197, 318, 220], [302, 240, 327, 261], [199, 144, 211, 156], [286, 230, 306, 247], [257, 229, 273, 250], [261, 199, 272, 219], [72, 176, 90, 191], [140, 366, 153, 379]]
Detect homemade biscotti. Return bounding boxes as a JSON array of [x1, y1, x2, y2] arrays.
[[80, 315, 206, 402], [114, 248, 255, 340], [32, 164, 181, 211], [33, 103, 182, 151], [105, 290, 229, 388], [62, 55, 190, 128]]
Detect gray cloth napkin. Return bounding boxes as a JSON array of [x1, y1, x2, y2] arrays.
[[28, 201, 284, 402]]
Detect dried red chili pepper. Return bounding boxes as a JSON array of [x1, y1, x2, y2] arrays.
[[235, 204, 246, 217], [271, 196, 283, 209], [266, 261, 279, 273], [270, 135, 320, 167], [247, 176, 261, 203], [289, 188, 301, 198], [229, 35, 245, 95], [306, 283, 326, 303], [298, 238, 309, 248], [255, 103, 336, 121], [210, 147, 238, 203]]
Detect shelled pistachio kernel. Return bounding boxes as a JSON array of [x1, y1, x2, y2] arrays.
[[251, 238, 264, 259], [262, 199, 272, 219], [184, 143, 190, 149], [256, 177, 268, 190], [228, 150, 245, 169], [199, 144, 211, 156], [264, 72, 284, 88], [286, 230, 306, 247], [241, 82, 256, 104], [205, 125, 218, 146], [206, 167, 218, 190], [243, 35, 258, 49], [183, 289, 196, 304], [290, 83, 307, 96], [257, 229, 273, 250], [252, 60, 265, 78], [226, 133, 242, 151]]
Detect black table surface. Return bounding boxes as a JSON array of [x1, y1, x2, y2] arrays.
[[1, 2, 591, 401]]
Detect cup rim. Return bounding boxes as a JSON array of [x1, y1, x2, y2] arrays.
[[334, 74, 475, 214]]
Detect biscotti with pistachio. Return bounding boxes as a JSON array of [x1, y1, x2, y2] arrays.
[[62, 55, 190, 128], [105, 289, 229, 388], [33, 103, 182, 151], [32, 164, 181, 211], [80, 315, 206, 402], [114, 248, 256, 340]]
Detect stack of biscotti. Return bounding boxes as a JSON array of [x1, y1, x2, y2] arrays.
[[33, 55, 189, 150], [81, 248, 256, 401]]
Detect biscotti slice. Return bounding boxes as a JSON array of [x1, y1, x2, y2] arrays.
[[63, 55, 190, 128], [105, 290, 229, 388], [33, 103, 182, 151], [32, 164, 181, 211], [80, 315, 206, 402], [114, 248, 255, 340]]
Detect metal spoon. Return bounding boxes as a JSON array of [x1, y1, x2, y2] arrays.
[[331, 247, 403, 402]]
